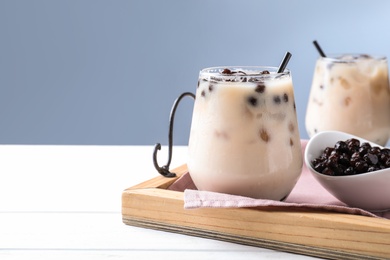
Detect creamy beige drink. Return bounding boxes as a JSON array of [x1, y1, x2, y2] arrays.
[[187, 67, 303, 200], [306, 54, 390, 146]]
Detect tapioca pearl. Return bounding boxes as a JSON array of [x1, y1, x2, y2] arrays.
[[201, 90, 206, 97], [319, 85, 324, 89], [273, 95, 281, 104], [360, 54, 372, 59], [293, 102, 296, 110], [221, 68, 233, 74], [255, 83, 266, 93], [344, 96, 351, 106], [247, 96, 258, 107], [259, 128, 270, 142], [339, 77, 350, 89], [289, 138, 294, 146], [283, 93, 288, 103], [209, 84, 214, 92]]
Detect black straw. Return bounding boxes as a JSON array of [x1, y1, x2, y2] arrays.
[[277, 51, 292, 73], [313, 40, 326, 57]]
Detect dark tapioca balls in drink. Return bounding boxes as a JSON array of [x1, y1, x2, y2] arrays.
[[221, 68, 233, 74], [359, 54, 372, 59], [208, 84, 214, 92], [247, 96, 258, 107], [201, 90, 206, 97], [255, 83, 266, 93], [273, 95, 281, 104], [261, 70, 270, 74], [259, 129, 270, 142], [283, 93, 288, 102], [220, 68, 247, 76]]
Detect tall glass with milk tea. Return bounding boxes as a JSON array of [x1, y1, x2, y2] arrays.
[[187, 66, 303, 200], [305, 54, 390, 146]]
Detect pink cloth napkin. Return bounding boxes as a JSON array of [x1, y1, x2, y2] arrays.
[[168, 140, 390, 219]]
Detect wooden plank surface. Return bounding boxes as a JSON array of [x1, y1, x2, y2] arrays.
[[122, 165, 390, 260]]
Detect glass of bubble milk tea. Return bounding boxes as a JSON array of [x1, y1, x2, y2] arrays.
[[187, 66, 303, 200], [305, 54, 390, 146]]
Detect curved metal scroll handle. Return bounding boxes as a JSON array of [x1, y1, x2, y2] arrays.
[[153, 92, 196, 177]]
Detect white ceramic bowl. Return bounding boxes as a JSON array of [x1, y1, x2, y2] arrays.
[[304, 131, 390, 212]]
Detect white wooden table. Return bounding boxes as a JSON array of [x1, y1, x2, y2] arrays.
[[0, 145, 320, 259]]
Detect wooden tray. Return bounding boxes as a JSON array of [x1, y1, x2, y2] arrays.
[[122, 164, 390, 260]]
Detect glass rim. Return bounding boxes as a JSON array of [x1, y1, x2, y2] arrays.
[[199, 66, 290, 78], [318, 53, 387, 62]]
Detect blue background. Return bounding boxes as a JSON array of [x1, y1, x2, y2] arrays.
[[1, 0, 390, 145]]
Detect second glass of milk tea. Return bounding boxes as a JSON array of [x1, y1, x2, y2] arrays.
[[187, 66, 303, 200], [306, 54, 390, 146]]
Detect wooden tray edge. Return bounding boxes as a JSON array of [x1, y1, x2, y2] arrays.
[[121, 165, 390, 259], [124, 164, 187, 191], [122, 215, 379, 260]]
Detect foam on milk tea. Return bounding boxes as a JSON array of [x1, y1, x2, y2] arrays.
[[305, 54, 390, 146], [187, 67, 303, 200]]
